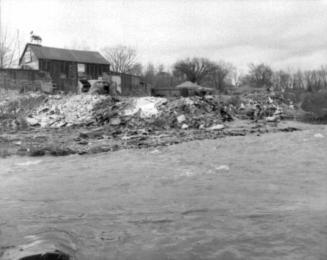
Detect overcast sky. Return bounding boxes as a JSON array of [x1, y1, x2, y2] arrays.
[[2, 0, 327, 71]]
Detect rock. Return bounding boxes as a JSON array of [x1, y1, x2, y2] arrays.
[[181, 124, 189, 129], [25, 117, 39, 126], [207, 124, 224, 131], [1, 231, 76, 260], [109, 117, 121, 126], [177, 114, 186, 123], [266, 116, 279, 122]]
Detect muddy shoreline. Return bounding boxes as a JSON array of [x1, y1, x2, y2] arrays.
[[0, 119, 305, 158]]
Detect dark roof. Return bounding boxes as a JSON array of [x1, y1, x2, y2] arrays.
[[20, 44, 109, 65]]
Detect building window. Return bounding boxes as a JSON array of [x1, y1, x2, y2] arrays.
[[24, 49, 32, 63], [78, 64, 86, 73]]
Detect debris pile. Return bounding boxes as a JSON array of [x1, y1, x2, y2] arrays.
[[0, 92, 46, 132], [26, 94, 107, 127], [93, 96, 228, 132], [237, 93, 291, 121], [154, 96, 226, 130], [23, 93, 293, 131]]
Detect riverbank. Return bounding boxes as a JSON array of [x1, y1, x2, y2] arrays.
[[0, 119, 307, 158]]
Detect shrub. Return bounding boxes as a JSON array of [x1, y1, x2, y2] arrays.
[[301, 90, 327, 118]]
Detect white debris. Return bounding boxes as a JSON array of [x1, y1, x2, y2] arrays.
[[314, 133, 324, 138], [179, 170, 195, 177], [25, 94, 106, 128], [207, 124, 225, 131], [16, 160, 42, 166], [123, 97, 167, 118], [215, 165, 230, 171], [177, 114, 186, 123], [150, 149, 161, 154], [266, 116, 279, 122], [25, 117, 39, 126], [181, 123, 189, 129]]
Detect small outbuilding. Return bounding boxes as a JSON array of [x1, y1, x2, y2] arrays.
[[19, 43, 110, 92]]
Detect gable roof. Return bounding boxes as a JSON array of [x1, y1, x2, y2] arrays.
[[20, 44, 109, 65]]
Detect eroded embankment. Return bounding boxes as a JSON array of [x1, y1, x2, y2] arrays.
[[0, 120, 304, 158]]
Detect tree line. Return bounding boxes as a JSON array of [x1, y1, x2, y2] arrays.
[[101, 46, 327, 94]]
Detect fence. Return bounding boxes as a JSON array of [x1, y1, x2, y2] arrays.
[[0, 68, 52, 93]]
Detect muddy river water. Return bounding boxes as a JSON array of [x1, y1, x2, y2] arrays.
[[1, 128, 327, 259]]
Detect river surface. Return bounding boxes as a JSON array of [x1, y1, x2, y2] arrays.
[[1, 127, 327, 260]]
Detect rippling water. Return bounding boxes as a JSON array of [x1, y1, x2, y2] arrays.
[[1, 129, 327, 259]]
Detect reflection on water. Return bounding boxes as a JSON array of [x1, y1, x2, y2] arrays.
[[1, 133, 327, 259]]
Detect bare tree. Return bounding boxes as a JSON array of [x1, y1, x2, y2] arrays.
[[0, 29, 17, 68], [210, 62, 234, 92], [173, 57, 217, 83], [247, 63, 273, 88], [129, 63, 143, 76], [157, 64, 165, 74], [230, 67, 241, 88], [272, 70, 292, 91], [101, 45, 137, 73], [144, 63, 156, 85]]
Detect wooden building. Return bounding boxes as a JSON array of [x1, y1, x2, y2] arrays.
[[108, 71, 150, 96], [19, 43, 110, 92]]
